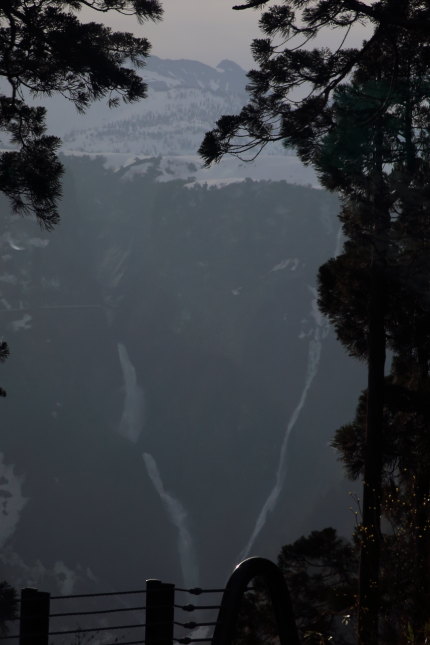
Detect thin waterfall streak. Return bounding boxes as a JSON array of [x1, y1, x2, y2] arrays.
[[240, 287, 329, 561], [239, 334, 322, 560], [143, 453, 199, 588], [334, 224, 343, 258], [240, 226, 339, 559], [118, 342, 144, 444]]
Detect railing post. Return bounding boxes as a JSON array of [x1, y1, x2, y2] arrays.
[[19, 588, 50, 645], [145, 579, 175, 645]]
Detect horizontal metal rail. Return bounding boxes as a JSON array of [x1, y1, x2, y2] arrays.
[[12, 559, 299, 645]]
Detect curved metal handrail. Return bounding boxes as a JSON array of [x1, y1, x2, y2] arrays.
[[212, 557, 300, 645]]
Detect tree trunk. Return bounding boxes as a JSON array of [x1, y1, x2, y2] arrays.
[[358, 253, 386, 645], [411, 349, 430, 645], [358, 123, 388, 644]]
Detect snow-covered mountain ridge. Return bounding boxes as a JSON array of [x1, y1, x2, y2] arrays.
[[58, 56, 289, 158], [60, 56, 251, 156]]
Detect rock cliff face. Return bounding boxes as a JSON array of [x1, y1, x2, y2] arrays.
[[0, 155, 364, 595]]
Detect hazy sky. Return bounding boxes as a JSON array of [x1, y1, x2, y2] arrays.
[[83, 1, 271, 69], [145, 0, 263, 67], [82, 1, 371, 71]]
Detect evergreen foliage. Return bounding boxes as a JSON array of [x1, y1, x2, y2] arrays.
[[200, 1, 430, 642], [0, 580, 18, 637], [234, 528, 358, 645], [0, 1, 162, 228]]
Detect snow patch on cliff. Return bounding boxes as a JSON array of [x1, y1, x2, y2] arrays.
[[0, 454, 28, 548]]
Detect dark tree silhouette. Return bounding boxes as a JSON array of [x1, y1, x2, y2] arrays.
[[200, 2, 430, 643], [199, 1, 421, 167], [234, 529, 358, 645], [316, 27, 430, 643], [0, 580, 18, 637], [0, 0, 162, 228]]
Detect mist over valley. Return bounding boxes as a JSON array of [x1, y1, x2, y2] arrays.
[[0, 56, 364, 596]]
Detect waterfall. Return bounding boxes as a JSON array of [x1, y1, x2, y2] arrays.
[[143, 453, 199, 588], [334, 224, 343, 258], [117, 342, 144, 444], [239, 286, 330, 560], [116, 343, 198, 586]]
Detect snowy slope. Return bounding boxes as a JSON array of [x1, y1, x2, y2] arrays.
[[39, 54, 311, 184], [60, 57, 256, 156], [83, 153, 319, 188]]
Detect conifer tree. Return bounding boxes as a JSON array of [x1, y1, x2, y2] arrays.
[[0, 581, 17, 637], [200, 2, 430, 642], [317, 22, 430, 642], [234, 528, 357, 645], [0, 1, 162, 228]]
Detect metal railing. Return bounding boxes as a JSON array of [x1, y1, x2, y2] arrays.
[[2, 557, 299, 645]]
